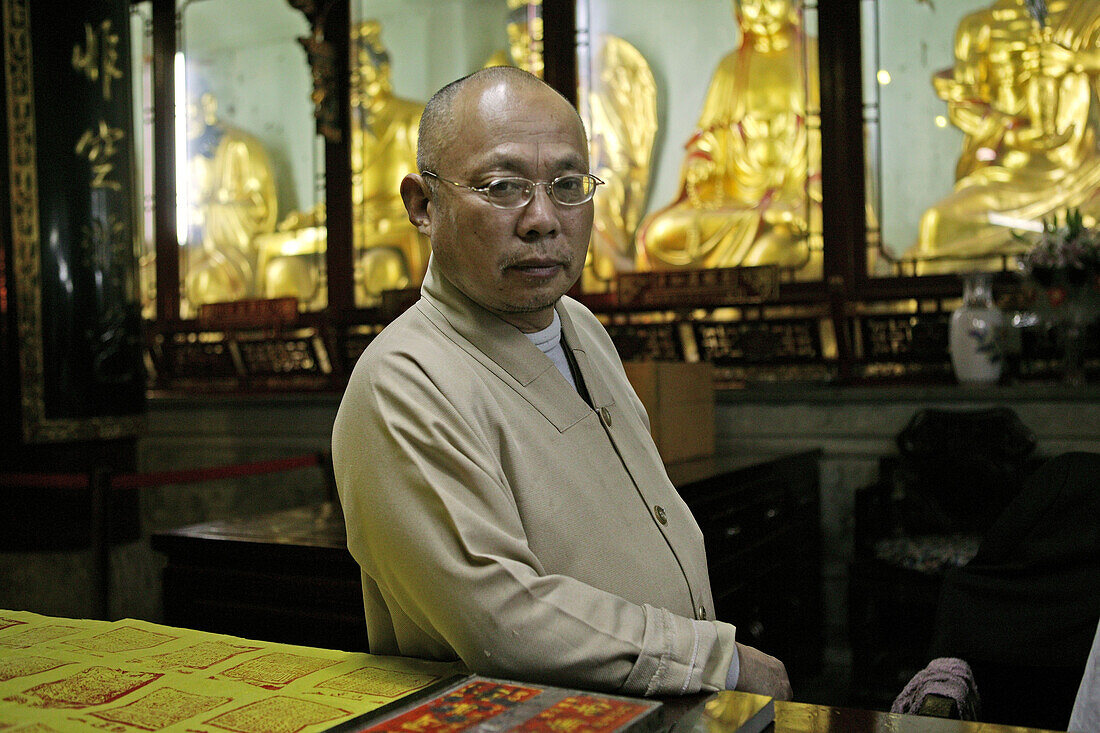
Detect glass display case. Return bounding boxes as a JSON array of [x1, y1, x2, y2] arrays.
[[863, 0, 1100, 279], [176, 0, 318, 316], [134, 0, 1096, 390], [576, 0, 822, 293]]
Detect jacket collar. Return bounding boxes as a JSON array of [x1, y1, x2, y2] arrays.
[[416, 257, 607, 430]]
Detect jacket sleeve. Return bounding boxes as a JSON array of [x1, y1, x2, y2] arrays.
[[332, 349, 737, 696]]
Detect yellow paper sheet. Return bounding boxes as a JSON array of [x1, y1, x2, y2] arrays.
[[0, 609, 459, 732]]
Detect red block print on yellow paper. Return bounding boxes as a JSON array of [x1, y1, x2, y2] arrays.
[[205, 694, 351, 733], [217, 652, 340, 690], [0, 656, 70, 683], [137, 640, 262, 672], [0, 625, 82, 649], [0, 617, 28, 632], [62, 625, 177, 655], [314, 665, 441, 699], [89, 686, 231, 731], [5, 666, 160, 708]]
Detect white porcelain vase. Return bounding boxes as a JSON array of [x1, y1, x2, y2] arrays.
[[949, 273, 1004, 384]]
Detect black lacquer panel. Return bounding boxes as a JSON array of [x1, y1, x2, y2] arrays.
[[2, 0, 145, 445]]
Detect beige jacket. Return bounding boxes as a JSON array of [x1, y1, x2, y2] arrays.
[[332, 260, 737, 696]]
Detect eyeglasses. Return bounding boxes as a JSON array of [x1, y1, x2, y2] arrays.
[[421, 171, 604, 209]]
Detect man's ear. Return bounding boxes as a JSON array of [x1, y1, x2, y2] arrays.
[[400, 174, 432, 237]]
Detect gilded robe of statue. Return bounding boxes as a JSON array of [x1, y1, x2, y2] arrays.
[[909, 0, 1100, 271], [260, 20, 426, 307], [185, 92, 278, 311], [349, 21, 427, 302], [636, 0, 821, 278], [483, 0, 544, 78]]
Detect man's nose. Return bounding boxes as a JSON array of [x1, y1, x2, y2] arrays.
[[517, 184, 560, 241]]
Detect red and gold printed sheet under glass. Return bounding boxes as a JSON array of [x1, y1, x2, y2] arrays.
[[0, 609, 458, 732], [332, 676, 662, 733]]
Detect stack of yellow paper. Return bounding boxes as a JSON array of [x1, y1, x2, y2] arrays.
[[0, 609, 458, 732]]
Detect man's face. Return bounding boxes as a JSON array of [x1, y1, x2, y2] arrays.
[[420, 79, 593, 332]]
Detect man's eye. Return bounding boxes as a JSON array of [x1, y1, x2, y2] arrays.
[[486, 179, 528, 197], [555, 176, 584, 193]]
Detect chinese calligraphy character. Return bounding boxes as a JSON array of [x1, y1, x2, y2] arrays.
[[72, 19, 122, 100], [76, 120, 125, 190]]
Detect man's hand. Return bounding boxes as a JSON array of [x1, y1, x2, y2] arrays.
[[733, 642, 793, 700]]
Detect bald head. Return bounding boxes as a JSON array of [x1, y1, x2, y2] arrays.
[[416, 67, 584, 175]]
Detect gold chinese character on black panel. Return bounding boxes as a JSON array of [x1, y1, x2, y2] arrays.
[[75, 120, 124, 190], [72, 19, 122, 100]]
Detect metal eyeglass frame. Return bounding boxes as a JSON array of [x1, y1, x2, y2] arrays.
[[420, 170, 605, 209]]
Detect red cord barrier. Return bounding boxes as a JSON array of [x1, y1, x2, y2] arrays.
[[0, 472, 91, 489], [0, 452, 323, 491]]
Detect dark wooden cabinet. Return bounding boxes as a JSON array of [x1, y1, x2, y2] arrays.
[[669, 451, 823, 680], [153, 451, 822, 676], [151, 502, 368, 653]]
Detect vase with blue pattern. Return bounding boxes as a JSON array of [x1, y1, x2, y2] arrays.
[[949, 273, 1004, 384]]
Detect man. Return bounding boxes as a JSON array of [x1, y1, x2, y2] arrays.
[[332, 66, 791, 699]]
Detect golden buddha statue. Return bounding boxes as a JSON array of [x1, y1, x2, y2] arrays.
[[908, 0, 1100, 272], [583, 35, 658, 289], [635, 0, 822, 279], [484, 0, 544, 78], [349, 20, 428, 303], [259, 20, 427, 308], [184, 90, 278, 311]]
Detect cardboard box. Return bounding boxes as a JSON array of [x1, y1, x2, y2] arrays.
[[623, 361, 715, 464]]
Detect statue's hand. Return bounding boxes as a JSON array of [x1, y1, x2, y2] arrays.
[[684, 153, 718, 206], [1016, 122, 1077, 151], [1038, 40, 1077, 79], [761, 197, 807, 231]]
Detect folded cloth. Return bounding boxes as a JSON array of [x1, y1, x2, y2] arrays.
[[1069, 618, 1100, 732], [891, 657, 981, 721]]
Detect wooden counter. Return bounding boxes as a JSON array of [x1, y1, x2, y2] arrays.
[[0, 609, 1067, 732]]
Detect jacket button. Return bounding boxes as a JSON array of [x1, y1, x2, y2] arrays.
[[698, 606, 707, 620], [600, 407, 612, 427], [654, 505, 667, 524]]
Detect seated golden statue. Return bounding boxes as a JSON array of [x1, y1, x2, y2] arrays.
[[259, 20, 427, 307], [184, 90, 278, 311], [483, 0, 544, 78], [908, 0, 1100, 272], [349, 20, 428, 303], [636, 0, 822, 279]]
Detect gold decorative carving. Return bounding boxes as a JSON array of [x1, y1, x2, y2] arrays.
[[287, 0, 341, 143], [617, 265, 780, 308]]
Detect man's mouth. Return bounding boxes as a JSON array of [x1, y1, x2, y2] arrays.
[[507, 259, 565, 277]]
